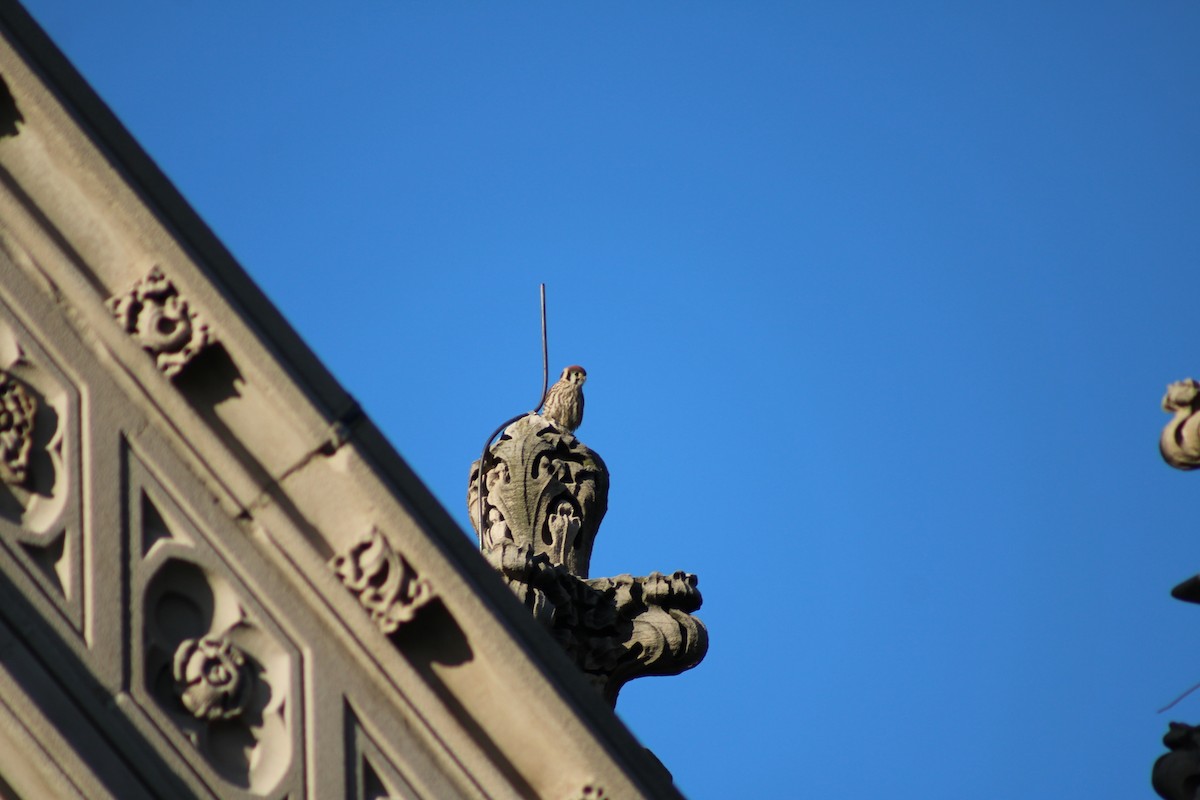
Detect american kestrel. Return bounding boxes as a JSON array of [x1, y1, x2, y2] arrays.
[[542, 365, 586, 433]]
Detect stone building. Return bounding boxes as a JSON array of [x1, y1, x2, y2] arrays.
[[0, 2, 704, 797]]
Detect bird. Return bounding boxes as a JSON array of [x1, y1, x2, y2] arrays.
[[542, 365, 587, 433]]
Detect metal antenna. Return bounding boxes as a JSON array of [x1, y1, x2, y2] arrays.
[[535, 283, 549, 412], [1159, 680, 1200, 714], [475, 284, 549, 538]]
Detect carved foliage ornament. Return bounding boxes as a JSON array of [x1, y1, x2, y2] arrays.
[[330, 528, 435, 634], [108, 267, 213, 377], [469, 414, 608, 577], [0, 368, 34, 485], [172, 634, 254, 721], [469, 414, 707, 705]]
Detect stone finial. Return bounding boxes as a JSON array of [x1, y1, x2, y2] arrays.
[[469, 413, 707, 705], [469, 414, 607, 577]]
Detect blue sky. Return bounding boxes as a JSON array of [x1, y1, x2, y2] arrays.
[[18, 2, 1200, 796]]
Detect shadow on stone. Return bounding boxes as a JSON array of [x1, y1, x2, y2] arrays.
[[0, 74, 23, 139]]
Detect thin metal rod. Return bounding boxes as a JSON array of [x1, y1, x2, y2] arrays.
[[535, 284, 549, 413], [475, 284, 550, 539], [1159, 680, 1200, 713]]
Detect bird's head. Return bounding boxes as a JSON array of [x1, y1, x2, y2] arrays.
[[561, 365, 587, 385]]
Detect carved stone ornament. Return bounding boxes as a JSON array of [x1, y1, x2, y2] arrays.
[[143, 551, 295, 792], [330, 527, 435, 634], [0, 368, 34, 485], [1154, 382, 1200, 798], [1160, 379, 1200, 469], [469, 414, 707, 705], [108, 266, 214, 377], [172, 634, 254, 721]]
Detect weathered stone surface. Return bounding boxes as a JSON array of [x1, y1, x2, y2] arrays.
[[470, 413, 708, 704]]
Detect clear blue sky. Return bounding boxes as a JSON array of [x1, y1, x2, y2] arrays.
[[19, 2, 1200, 796]]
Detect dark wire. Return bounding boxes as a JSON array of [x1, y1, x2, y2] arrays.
[[476, 284, 549, 538], [1159, 680, 1200, 714]]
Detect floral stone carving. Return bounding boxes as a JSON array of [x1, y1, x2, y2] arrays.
[[172, 635, 254, 721], [143, 554, 294, 792], [0, 369, 34, 485], [469, 414, 707, 705], [330, 527, 435, 634], [108, 266, 214, 377]]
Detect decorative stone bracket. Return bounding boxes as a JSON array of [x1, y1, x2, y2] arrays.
[[468, 414, 707, 705]]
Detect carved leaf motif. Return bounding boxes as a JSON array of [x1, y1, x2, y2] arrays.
[[479, 415, 608, 576], [330, 528, 435, 634], [108, 267, 213, 377], [489, 418, 565, 549]]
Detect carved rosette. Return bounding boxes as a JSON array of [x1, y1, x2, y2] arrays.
[[330, 527, 435, 634], [469, 414, 707, 705], [108, 266, 213, 377], [172, 634, 254, 721], [141, 551, 295, 794], [0, 368, 34, 485]]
